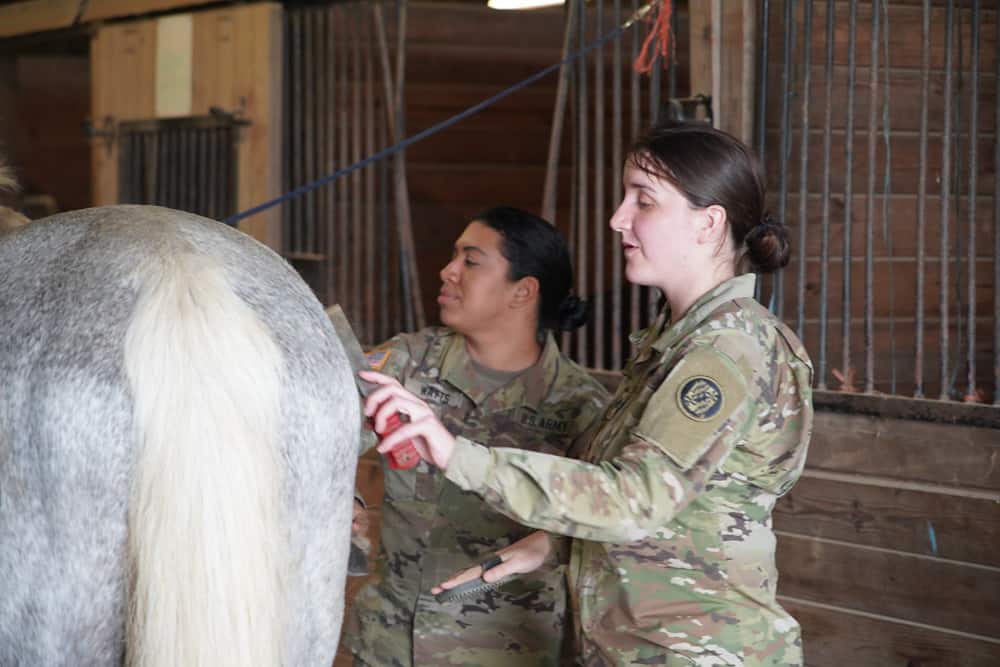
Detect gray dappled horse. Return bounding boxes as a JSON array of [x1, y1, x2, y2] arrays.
[[0, 205, 359, 666]]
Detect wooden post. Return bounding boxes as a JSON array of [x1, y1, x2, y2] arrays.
[[687, 0, 755, 143]]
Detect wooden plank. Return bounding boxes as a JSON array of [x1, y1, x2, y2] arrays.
[[778, 194, 997, 258], [90, 26, 117, 205], [238, 2, 282, 249], [687, 0, 712, 100], [768, 2, 998, 73], [82, 0, 217, 23], [154, 13, 193, 118], [0, 0, 78, 39], [778, 252, 995, 320], [775, 533, 1000, 637], [762, 130, 996, 196], [806, 411, 1000, 490], [763, 64, 998, 135], [774, 474, 1000, 566], [784, 598, 1000, 667]]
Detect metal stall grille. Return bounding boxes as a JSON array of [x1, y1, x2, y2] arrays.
[[756, 0, 998, 403], [118, 114, 241, 222], [283, 1, 420, 346], [549, 0, 692, 371]]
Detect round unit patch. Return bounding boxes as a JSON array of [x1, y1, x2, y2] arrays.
[[676, 376, 724, 421]]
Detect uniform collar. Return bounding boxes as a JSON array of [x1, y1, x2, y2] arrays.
[[635, 273, 757, 355], [439, 331, 560, 411]]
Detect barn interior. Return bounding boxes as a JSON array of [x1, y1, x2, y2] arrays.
[[1, 1, 997, 664]]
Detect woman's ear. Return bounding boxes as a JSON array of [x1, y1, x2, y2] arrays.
[[697, 204, 729, 245], [510, 275, 540, 310]]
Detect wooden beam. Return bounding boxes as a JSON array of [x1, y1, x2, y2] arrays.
[[0, 0, 78, 39], [0, 0, 219, 38]]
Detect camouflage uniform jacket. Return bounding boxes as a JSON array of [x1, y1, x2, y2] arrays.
[[344, 326, 609, 667], [445, 274, 814, 666]]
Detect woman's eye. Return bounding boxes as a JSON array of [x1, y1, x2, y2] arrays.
[[637, 199, 652, 210], [464, 259, 479, 267]]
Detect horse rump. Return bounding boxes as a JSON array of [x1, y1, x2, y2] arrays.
[[0, 205, 358, 666]]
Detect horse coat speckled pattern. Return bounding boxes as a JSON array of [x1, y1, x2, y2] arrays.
[[0, 206, 359, 667]]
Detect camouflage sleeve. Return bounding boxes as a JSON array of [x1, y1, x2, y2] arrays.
[[358, 334, 416, 455], [445, 346, 756, 543]]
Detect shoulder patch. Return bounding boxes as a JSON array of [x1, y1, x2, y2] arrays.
[[676, 376, 724, 421], [365, 349, 391, 372]]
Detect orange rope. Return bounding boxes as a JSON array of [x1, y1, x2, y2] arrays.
[[633, 0, 672, 74]]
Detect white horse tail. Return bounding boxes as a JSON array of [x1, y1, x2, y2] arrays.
[[123, 243, 286, 667]]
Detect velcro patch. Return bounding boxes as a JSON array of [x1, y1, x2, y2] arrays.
[[676, 376, 724, 421], [365, 349, 391, 372]]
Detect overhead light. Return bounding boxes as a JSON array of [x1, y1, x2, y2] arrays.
[[487, 0, 564, 9]]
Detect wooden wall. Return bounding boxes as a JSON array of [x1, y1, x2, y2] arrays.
[[774, 393, 1000, 665], [400, 2, 568, 323], [0, 51, 91, 213], [761, 1, 998, 400], [90, 2, 283, 247]]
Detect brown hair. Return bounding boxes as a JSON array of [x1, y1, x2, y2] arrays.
[[628, 122, 789, 273]]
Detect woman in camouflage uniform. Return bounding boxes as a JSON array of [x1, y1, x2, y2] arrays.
[[343, 206, 609, 666], [365, 124, 814, 666]]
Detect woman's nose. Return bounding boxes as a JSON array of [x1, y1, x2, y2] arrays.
[[609, 201, 629, 232], [440, 258, 459, 282]]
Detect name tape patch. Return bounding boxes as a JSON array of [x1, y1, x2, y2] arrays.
[[676, 376, 723, 421]]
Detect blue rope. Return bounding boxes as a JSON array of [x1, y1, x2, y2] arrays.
[[225, 1, 656, 226]]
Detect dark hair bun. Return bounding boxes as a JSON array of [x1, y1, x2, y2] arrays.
[[556, 294, 589, 331], [745, 213, 790, 273]]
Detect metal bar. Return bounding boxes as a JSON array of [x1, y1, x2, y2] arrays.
[[796, 0, 811, 341], [281, 11, 291, 251], [314, 7, 327, 284], [203, 129, 215, 218], [594, 0, 605, 369], [378, 92, 390, 342], [542, 0, 578, 225], [841, 0, 858, 390], [391, 0, 423, 331], [995, 0, 1000, 406], [755, 0, 770, 162], [965, 0, 980, 400], [864, 0, 880, 393], [754, 0, 771, 303], [338, 6, 349, 312], [817, 0, 834, 390], [577, 0, 589, 362], [307, 8, 319, 254], [939, 0, 954, 400], [915, 0, 930, 398], [365, 6, 376, 339], [775, 0, 794, 318], [612, 0, 623, 370], [293, 9, 305, 254], [647, 50, 660, 323], [879, 0, 896, 395], [629, 0, 640, 339], [667, 0, 677, 100], [372, 1, 397, 338], [198, 128, 208, 217], [351, 4, 362, 326], [325, 5, 337, 304]]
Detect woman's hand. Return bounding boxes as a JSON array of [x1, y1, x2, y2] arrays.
[[430, 530, 553, 595], [360, 370, 457, 470]]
